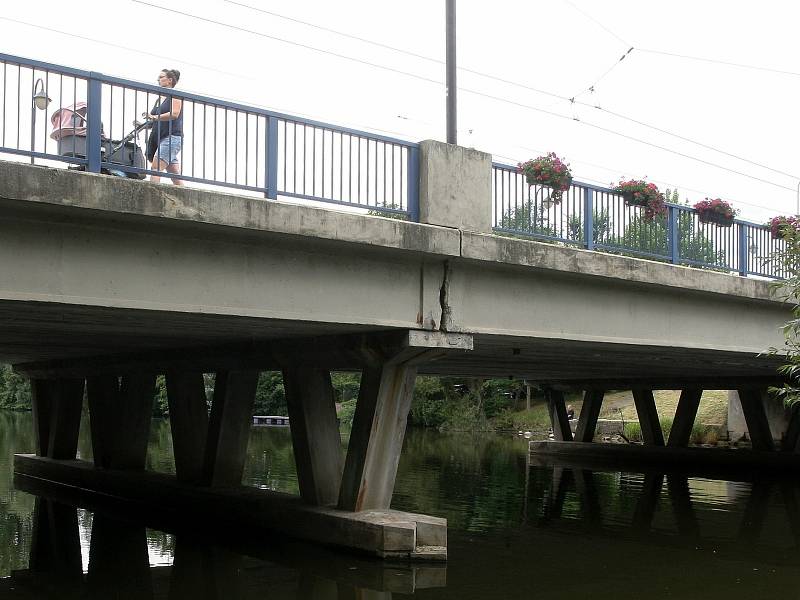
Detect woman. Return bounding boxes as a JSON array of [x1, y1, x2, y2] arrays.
[[145, 68, 183, 185]]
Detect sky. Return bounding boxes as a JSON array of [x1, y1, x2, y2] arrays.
[[1, 0, 799, 222]]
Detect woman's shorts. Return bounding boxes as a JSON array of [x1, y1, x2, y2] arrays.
[[156, 135, 182, 165]]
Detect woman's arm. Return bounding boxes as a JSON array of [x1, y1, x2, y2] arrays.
[[148, 97, 183, 121]]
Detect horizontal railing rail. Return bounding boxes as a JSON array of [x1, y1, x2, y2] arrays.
[[492, 162, 788, 279], [0, 52, 419, 220]]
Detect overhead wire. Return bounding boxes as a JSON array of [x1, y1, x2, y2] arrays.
[[637, 48, 800, 78], [0, 16, 252, 80], [215, 0, 800, 182], [8, 2, 796, 205], [127, 1, 799, 194]]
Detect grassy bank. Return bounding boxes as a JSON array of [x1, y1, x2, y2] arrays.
[[490, 389, 729, 443]]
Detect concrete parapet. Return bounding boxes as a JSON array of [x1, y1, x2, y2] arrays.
[[418, 140, 491, 232]]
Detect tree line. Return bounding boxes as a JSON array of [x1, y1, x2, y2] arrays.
[[0, 365, 540, 430]]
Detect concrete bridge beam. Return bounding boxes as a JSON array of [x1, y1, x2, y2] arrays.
[[574, 390, 604, 442], [546, 389, 573, 442], [31, 378, 84, 459], [736, 388, 775, 452], [87, 374, 155, 470], [202, 370, 259, 487], [632, 389, 665, 446], [666, 388, 703, 447], [283, 367, 344, 506], [165, 371, 209, 484], [339, 362, 418, 512]]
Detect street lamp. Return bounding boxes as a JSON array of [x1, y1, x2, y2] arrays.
[[31, 78, 51, 164]]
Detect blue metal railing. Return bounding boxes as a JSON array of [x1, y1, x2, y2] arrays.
[[492, 162, 788, 279], [0, 53, 419, 220]]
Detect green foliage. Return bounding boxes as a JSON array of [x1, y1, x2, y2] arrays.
[[0, 365, 31, 410], [623, 421, 642, 442], [606, 192, 724, 266], [153, 375, 169, 417], [254, 371, 287, 416], [331, 372, 361, 403], [567, 209, 611, 244], [497, 199, 558, 238], [769, 224, 800, 407]]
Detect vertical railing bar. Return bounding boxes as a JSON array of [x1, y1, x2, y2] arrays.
[[86, 74, 102, 173], [266, 115, 278, 199], [407, 145, 419, 222]]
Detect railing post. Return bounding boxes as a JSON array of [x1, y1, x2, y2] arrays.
[[738, 223, 748, 276], [407, 145, 420, 222], [85, 74, 103, 174], [265, 116, 278, 200], [669, 205, 679, 264], [583, 187, 594, 250]]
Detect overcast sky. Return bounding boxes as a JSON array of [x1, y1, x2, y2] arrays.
[[2, 0, 798, 222]]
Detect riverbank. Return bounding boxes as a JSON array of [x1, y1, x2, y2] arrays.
[[489, 390, 729, 443]]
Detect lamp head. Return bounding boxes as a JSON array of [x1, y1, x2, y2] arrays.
[[33, 79, 51, 111]]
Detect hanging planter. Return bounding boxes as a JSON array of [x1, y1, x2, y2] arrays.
[[517, 152, 572, 206], [768, 215, 799, 240], [694, 198, 737, 228], [613, 179, 667, 222]]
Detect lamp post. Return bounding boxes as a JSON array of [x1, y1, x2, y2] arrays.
[[31, 78, 51, 164]]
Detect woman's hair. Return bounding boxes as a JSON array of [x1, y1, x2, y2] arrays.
[[161, 69, 181, 87]]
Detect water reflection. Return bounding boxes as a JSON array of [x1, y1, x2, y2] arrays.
[[527, 460, 800, 558], [5, 409, 800, 598], [4, 496, 445, 599]]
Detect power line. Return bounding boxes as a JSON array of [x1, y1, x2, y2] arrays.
[[560, 0, 632, 47], [91, 3, 800, 193], [130, 1, 444, 87], [458, 87, 797, 193], [638, 48, 800, 78], [0, 16, 252, 80], [215, 1, 800, 183]]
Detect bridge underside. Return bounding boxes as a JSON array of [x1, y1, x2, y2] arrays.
[[2, 300, 784, 387]]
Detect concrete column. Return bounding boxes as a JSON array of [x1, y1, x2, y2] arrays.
[[87, 374, 155, 469], [202, 370, 259, 487], [31, 378, 84, 459], [667, 388, 702, 447], [632, 389, 664, 446], [338, 363, 417, 512], [667, 475, 699, 538], [783, 404, 800, 452], [283, 367, 344, 506], [728, 390, 789, 444], [574, 390, 604, 442], [546, 389, 573, 441], [418, 140, 492, 232], [737, 389, 775, 452], [165, 371, 209, 483]]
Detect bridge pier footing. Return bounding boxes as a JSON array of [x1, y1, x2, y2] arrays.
[[15, 330, 472, 560]]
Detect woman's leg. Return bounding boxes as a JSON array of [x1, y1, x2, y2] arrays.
[[166, 162, 183, 186], [150, 158, 168, 183]]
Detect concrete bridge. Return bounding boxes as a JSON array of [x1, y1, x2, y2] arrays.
[[1, 140, 791, 559]]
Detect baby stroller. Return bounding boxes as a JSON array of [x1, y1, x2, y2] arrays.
[[50, 102, 147, 179]]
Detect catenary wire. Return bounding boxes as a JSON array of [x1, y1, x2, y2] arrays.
[[638, 48, 800, 78], [215, 0, 800, 181], [8, 4, 796, 201]]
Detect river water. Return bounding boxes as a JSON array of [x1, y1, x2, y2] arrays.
[[2, 409, 799, 598]]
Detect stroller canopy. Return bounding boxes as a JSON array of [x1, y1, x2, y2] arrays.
[[50, 102, 106, 141]]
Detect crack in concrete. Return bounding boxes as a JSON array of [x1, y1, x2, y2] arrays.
[[438, 260, 452, 332]]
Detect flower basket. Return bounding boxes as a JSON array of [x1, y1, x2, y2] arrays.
[[694, 198, 737, 228], [613, 179, 666, 221], [769, 215, 799, 240], [517, 152, 572, 205]]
